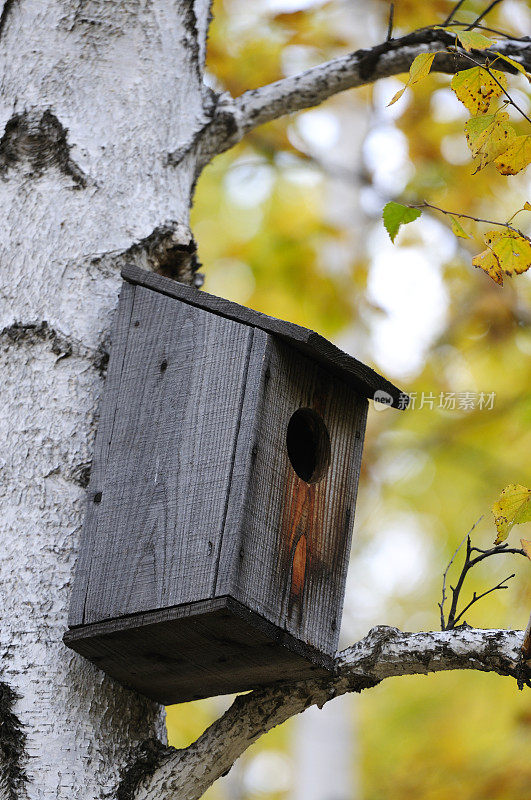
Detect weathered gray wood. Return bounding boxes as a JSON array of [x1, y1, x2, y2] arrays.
[[66, 275, 383, 701], [214, 328, 270, 597], [80, 286, 254, 623], [64, 597, 334, 704], [229, 338, 368, 656], [68, 281, 137, 626], [122, 264, 406, 408]]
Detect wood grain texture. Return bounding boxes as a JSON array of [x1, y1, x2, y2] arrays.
[[67, 277, 371, 700], [79, 285, 254, 623], [64, 597, 334, 704], [230, 338, 368, 657], [122, 264, 406, 408], [68, 281, 137, 626], [214, 328, 270, 597]]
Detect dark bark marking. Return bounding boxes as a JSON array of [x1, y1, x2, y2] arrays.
[[93, 337, 110, 377], [124, 223, 202, 285], [69, 461, 92, 489], [0, 682, 27, 800], [180, 0, 201, 79], [0, 0, 16, 39], [357, 28, 456, 81], [1, 321, 73, 359], [116, 739, 174, 800], [0, 110, 88, 188], [1, 321, 111, 373]]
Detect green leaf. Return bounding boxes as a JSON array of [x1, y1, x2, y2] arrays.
[[383, 202, 422, 243]]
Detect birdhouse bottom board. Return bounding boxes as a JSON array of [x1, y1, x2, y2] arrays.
[[63, 267, 386, 705], [64, 597, 336, 704]]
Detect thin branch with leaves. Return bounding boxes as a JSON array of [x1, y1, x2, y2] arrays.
[[410, 201, 528, 236]]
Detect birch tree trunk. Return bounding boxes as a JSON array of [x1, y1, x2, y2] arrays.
[[0, 1, 211, 795]]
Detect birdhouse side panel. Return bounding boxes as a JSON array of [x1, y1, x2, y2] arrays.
[[231, 339, 368, 656], [75, 285, 256, 625]]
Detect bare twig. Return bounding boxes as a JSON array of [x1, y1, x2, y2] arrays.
[[440, 516, 483, 629], [386, 3, 395, 41], [466, 0, 506, 30], [468, 543, 528, 568], [443, 0, 467, 26], [442, 532, 527, 630], [409, 202, 527, 236], [452, 572, 515, 626]]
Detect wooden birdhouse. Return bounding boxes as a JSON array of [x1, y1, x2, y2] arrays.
[[64, 264, 405, 704]]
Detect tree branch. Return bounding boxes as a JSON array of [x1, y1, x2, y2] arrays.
[[192, 30, 531, 168], [133, 626, 528, 800]]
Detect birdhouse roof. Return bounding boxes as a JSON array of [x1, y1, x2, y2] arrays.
[[122, 264, 406, 409]]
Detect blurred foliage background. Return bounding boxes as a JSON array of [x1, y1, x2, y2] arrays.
[[167, 1, 531, 798]]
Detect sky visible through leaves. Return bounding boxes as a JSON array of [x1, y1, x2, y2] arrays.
[[167, 2, 531, 798]]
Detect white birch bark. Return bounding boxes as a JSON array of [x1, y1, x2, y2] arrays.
[[0, 0, 212, 795]]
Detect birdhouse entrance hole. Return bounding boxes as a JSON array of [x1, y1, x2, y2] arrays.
[[286, 408, 331, 484]]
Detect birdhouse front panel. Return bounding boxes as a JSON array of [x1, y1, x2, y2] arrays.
[[71, 282, 257, 624], [216, 337, 368, 656], [65, 265, 404, 704]]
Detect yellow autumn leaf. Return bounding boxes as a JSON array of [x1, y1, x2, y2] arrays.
[[450, 215, 469, 239], [492, 484, 531, 544], [464, 112, 515, 172], [485, 229, 531, 278], [494, 134, 531, 175], [437, 26, 494, 51], [472, 247, 504, 285], [525, 202, 531, 211], [388, 52, 436, 106], [464, 113, 497, 148], [452, 28, 494, 52], [495, 52, 531, 81], [521, 540, 531, 560], [451, 67, 507, 115]]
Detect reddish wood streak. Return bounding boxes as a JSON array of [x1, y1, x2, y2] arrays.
[[289, 533, 307, 622], [280, 377, 332, 628]]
